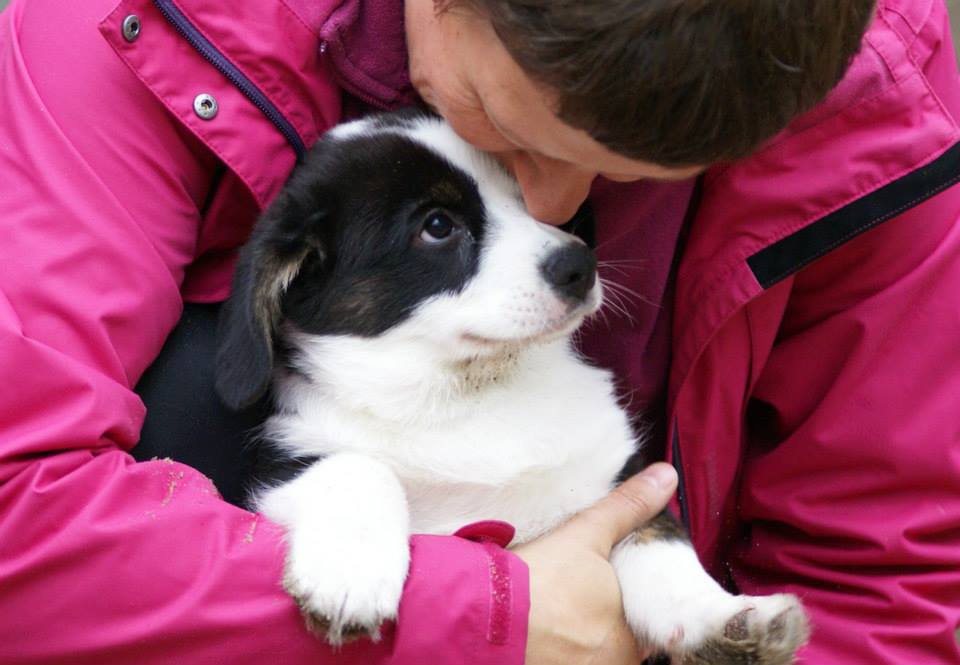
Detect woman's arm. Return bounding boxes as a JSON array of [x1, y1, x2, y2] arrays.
[[0, 2, 528, 661]]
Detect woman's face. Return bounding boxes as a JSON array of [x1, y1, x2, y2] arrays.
[[405, 0, 703, 224]]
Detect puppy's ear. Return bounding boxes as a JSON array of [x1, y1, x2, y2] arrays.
[[215, 189, 328, 411]]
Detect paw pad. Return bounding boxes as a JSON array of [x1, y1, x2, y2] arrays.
[[723, 607, 753, 640], [686, 595, 809, 665]]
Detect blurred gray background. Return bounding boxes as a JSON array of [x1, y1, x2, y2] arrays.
[[951, 0, 960, 41]]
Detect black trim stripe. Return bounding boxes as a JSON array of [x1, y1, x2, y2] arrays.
[[748, 141, 960, 289]]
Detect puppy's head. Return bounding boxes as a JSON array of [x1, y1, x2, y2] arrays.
[[216, 110, 600, 410]]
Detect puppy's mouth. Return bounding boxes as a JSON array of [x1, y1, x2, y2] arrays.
[[461, 294, 599, 348]]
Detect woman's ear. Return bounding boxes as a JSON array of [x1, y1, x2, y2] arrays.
[[215, 188, 328, 411]]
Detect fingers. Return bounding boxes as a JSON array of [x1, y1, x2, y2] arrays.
[[561, 463, 678, 555]]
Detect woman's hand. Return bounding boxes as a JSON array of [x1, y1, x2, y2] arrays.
[[513, 463, 678, 665]]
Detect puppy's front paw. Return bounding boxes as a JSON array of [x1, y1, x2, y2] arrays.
[[256, 453, 412, 646], [683, 592, 809, 665], [282, 530, 410, 645], [613, 538, 809, 664]]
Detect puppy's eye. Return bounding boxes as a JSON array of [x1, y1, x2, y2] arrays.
[[420, 213, 456, 243]]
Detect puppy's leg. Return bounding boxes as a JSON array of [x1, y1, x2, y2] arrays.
[[256, 453, 410, 645], [612, 513, 809, 664]]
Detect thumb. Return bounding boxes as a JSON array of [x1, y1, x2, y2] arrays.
[[559, 463, 678, 556]]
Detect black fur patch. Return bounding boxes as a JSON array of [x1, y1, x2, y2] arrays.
[[280, 130, 487, 337], [216, 113, 488, 409]]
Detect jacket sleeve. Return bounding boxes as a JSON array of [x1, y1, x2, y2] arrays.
[[728, 180, 960, 662], [0, 3, 528, 664]]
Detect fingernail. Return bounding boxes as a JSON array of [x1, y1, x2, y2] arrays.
[[641, 464, 677, 491]]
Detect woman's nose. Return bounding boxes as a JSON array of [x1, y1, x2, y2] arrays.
[[508, 152, 595, 225]]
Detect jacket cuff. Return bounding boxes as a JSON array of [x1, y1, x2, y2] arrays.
[[396, 531, 529, 665]]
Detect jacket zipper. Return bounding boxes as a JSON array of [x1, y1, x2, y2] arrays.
[[671, 421, 691, 532], [153, 0, 308, 163]]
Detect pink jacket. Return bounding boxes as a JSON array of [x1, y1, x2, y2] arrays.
[[0, 0, 958, 663]]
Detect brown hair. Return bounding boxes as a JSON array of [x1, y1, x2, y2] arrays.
[[460, 0, 876, 166]]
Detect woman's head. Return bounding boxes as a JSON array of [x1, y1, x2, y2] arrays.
[[405, 0, 876, 222]]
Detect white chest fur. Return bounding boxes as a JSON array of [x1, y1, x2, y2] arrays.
[[264, 334, 638, 543]]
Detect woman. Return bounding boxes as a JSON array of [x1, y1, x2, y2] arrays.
[[1, 0, 958, 663]]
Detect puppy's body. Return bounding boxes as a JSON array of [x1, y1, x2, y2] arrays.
[[217, 111, 808, 663]]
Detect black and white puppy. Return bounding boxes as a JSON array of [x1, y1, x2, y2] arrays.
[[216, 111, 808, 663]]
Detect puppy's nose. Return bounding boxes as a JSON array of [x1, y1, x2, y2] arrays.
[[540, 243, 597, 303]]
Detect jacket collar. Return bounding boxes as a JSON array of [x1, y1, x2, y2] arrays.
[[315, 0, 418, 110]]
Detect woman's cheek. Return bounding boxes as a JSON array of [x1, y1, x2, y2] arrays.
[[441, 106, 515, 152]]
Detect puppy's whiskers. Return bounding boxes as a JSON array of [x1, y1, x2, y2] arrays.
[[596, 277, 641, 326], [596, 258, 648, 276]]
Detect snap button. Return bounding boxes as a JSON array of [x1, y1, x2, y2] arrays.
[[121, 15, 141, 42], [193, 93, 218, 120]]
